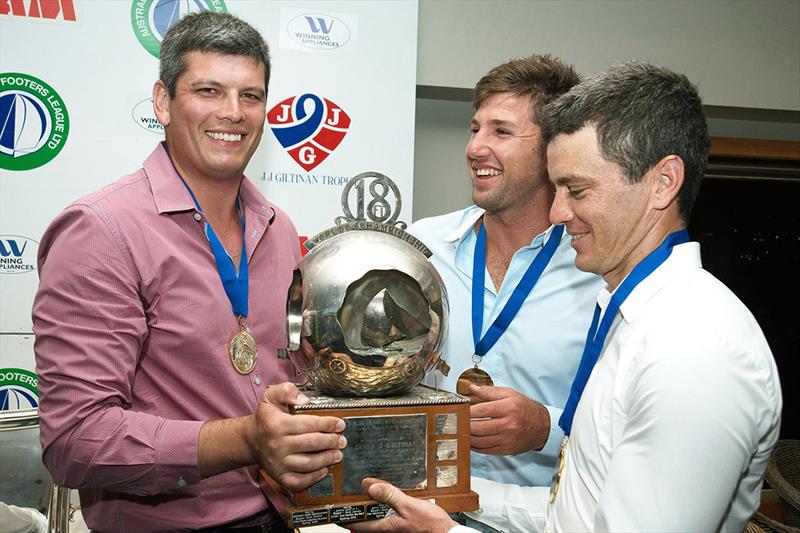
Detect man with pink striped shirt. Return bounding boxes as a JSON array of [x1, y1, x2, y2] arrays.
[[33, 12, 345, 532]]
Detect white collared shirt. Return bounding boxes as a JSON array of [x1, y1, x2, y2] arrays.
[[453, 242, 781, 532]]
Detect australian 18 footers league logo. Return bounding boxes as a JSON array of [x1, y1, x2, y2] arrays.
[[0, 72, 69, 171], [131, 0, 227, 58], [268, 94, 350, 172], [0, 368, 39, 410]]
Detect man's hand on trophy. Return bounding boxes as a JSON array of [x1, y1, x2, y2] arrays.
[[251, 382, 347, 492], [467, 385, 550, 454], [348, 478, 458, 533]]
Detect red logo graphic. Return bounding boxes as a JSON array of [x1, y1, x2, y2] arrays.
[[0, 0, 77, 21], [267, 93, 350, 172]]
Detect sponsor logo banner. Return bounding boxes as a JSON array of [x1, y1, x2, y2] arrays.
[[0, 0, 78, 22], [132, 97, 164, 134], [0, 368, 38, 410], [0, 72, 69, 171], [267, 94, 350, 172], [131, 0, 226, 58], [281, 9, 356, 51], [0, 235, 39, 274]]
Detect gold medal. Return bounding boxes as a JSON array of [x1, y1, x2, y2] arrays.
[[230, 325, 258, 375], [549, 436, 568, 503], [456, 366, 494, 404]]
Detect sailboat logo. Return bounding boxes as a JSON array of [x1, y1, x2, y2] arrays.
[[131, 0, 228, 58], [0, 72, 69, 171]]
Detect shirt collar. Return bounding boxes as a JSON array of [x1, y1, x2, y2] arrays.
[[597, 241, 702, 323], [143, 142, 276, 225], [448, 204, 563, 250]]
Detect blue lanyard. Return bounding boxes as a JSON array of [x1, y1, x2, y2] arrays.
[[558, 229, 690, 436], [471, 223, 564, 358], [178, 177, 249, 320]]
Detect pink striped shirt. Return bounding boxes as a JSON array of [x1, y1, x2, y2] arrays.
[[33, 144, 300, 531]]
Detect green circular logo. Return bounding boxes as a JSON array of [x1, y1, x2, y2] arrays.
[[131, 0, 228, 58], [0, 367, 39, 410], [0, 72, 69, 171]]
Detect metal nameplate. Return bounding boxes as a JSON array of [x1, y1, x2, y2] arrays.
[[435, 413, 457, 435], [436, 465, 458, 488], [304, 221, 432, 258], [436, 439, 458, 461], [295, 385, 467, 411], [290, 509, 330, 528], [342, 414, 428, 495], [331, 505, 367, 523], [366, 503, 392, 519], [308, 474, 334, 498]]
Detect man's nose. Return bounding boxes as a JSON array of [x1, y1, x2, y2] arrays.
[[549, 188, 573, 225]]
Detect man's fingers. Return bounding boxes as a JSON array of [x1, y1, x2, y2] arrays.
[[469, 416, 503, 438], [267, 410, 345, 436], [367, 481, 408, 511], [468, 384, 513, 401], [278, 447, 344, 474], [263, 382, 306, 408]]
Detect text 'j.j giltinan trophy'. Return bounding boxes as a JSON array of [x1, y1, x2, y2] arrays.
[[258, 172, 479, 529]]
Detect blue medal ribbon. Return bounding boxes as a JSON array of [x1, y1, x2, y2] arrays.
[[558, 229, 690, 436], [178, 177, 249, 320], [471, 222, 564, 358]]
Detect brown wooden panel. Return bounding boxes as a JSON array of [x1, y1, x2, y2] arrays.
[[710, 137, 800, 161]]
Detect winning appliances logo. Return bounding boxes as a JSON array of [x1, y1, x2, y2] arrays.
[[0, 235, 39, 274], [0, 73, 69, 171], [267, 94, 350, 172], [287, 13, 351, 50]]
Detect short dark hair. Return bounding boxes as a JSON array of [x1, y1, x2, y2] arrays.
[[159, 12, 271, 98], [540, 62, 710, 221], [473, 54, 580, 123]]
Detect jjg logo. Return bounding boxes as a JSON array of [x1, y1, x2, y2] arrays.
[[0, 235, 38, 274], [288, 13, 351, 50], [0, 73, 69, 171], [268, 94, 350, 172], [131, 0, 227, 58], [0, 368, 39, 411]]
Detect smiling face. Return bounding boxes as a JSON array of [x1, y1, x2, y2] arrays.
[[465, 93, 549, 216], [153, 50, 267, 184], [547, 125, 659, 289]]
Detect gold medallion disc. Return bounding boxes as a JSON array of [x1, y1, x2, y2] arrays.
[[456, 367, 494, 404], [230, 328, 258, 375], [549, 436, 568, 503]]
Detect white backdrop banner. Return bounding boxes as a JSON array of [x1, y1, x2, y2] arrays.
[[0, 0, 418, 408]]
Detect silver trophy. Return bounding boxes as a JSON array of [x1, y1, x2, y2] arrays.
[[281, 171, 448, 397], [265, 172, 477, 529]]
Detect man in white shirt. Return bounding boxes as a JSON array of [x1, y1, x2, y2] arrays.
[[350, 62, 782, 533]]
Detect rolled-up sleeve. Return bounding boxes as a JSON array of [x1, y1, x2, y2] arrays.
[[33, 204, 203, 494]]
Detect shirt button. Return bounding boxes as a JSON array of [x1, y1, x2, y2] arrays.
[[254, 376, 261, 385], [193, 213, 202, 222], [177, 477, 187, 488]]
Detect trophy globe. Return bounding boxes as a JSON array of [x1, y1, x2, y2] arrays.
[[281, 172, 449, 397]]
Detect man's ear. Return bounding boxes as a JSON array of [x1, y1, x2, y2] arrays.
[[152, 81, 171, 128], [651, 155, 684, 211]]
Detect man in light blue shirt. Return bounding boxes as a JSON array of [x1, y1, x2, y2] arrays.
[[408, 55, 602, 531]]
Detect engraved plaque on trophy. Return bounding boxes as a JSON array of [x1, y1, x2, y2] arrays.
[[259, 172, 478, 528]]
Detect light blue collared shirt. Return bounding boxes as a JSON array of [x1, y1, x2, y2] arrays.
[[409, 205, 603, 487]]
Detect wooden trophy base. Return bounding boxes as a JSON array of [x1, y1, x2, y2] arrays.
[[259, 385, 479, 528]]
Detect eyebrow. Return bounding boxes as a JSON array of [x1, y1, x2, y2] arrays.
[[471, 117, 518, 127], [551, 175, 593, 187], [188, 79, 266, 96]]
